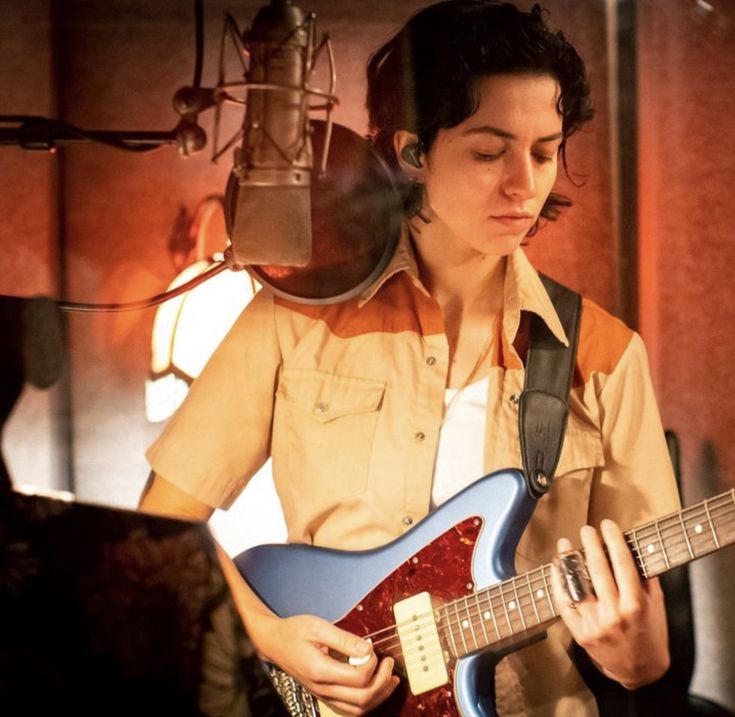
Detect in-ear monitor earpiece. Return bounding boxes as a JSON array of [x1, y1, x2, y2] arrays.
[[401, 143, 423, 169]]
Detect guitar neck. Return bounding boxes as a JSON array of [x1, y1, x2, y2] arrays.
[[625, 488, 735, 578], [435, 489, 735, 661]]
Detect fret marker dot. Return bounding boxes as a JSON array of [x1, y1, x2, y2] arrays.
[[483, 611, 491, 620], [508, 600, 516, 610], [536, 590, 544, 599], [462, 620, 469, 629], [647, 544, 655, 554], [695, 524, 703, 534]]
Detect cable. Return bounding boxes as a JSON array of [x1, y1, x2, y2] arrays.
[[57, 261, 229, 313]]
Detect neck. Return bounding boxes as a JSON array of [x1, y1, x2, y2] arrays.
[[409, 225, 507, 319]]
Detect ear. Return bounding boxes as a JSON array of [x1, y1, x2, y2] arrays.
[[393, 131, 425, 180]]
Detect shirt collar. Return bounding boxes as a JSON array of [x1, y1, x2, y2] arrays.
[[358, 224, 429, 306], [359, 225, 569, 347], [503, 248, 569, 347]]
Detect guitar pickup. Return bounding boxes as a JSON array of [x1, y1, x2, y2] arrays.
[[393, 592, 449, 695]]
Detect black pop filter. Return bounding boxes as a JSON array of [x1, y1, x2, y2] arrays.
[[225, 120, 403, 304]]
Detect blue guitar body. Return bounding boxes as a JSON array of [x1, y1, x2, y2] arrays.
[[235, 468, 540, 717]]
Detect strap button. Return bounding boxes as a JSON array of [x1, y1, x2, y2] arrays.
[[402, 515, 414, 526], [425, 356, 437, 366], [509, 394, 520, 404], [415, 431, 426, 441], [314, 402, 329, 414]]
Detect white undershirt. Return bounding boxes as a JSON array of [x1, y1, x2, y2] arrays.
[[430, 376, 489, 510]]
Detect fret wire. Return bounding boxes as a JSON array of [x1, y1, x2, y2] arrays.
[[625, 532, 648, 576], [541, 566, 558, 617], [488, 584, 518, 634], [629, 526, 649, 578], [473, 590, 490, 646], [636, 511, 735, 571], [652, 521, 670, 569], [632, 503, 735, 557], [444, 605, 460, 658], [483, 588, 503, 641], [497, 583, 514, 635], [525, 572, 542, 624], [677, 511, 694, 559], [454, 600, 469, 654], [436, 497, 735, 658], [704, 500, 721, 548], [510, 578, 527, 631], [540, 567, 555, 615], [633, 500, 723, 544], [463, 595, 480, 651]]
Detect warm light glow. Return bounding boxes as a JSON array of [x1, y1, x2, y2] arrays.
[[145, 256, 258, 422]]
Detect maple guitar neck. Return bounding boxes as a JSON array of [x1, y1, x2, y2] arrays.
[[430, 489, 735, 661]]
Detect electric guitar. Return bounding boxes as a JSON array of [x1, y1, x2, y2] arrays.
[[235, 468, 735, 717]]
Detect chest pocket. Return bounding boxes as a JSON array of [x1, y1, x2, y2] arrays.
[[273, 369, 386, 513], [516, 415, 604, 568]]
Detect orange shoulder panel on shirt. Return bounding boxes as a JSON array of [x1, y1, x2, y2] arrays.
[[574, 297, 634, 386], [274, 272, 445, 338]]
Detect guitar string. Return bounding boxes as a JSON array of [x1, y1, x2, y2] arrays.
[[381, 506, 735, 660], [368, 521, 735, 663], [631, 512, 735, 574], [631, 490, 735, 539], [368, 565, 557, 654], [627, 503, 735, 570], [362, 565, 552, 648], [365, 508, 735, 659], [361, 503, 735, 658], [353, 494, 735, 650], [378, 567, 560, 661], [631, 493, 735, 545], [364, 499, 735, 648]]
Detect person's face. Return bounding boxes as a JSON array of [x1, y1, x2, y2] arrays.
[[417, 73, 563, 259]]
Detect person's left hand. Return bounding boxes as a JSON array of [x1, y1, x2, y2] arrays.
[[552, 519, 670, 690]]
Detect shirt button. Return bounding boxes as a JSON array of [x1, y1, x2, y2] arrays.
[[415, 431, 426, 441], [314, 401, 329, 414], [402, 515, 414, 526], [426, 356, 436, 366]]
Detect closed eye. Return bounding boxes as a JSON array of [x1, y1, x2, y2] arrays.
[[472, 151, 503, 162]]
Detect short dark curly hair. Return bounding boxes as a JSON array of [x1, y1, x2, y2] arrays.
[[366, 1, 594, 224]]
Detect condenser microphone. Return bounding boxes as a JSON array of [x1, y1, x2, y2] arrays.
[[229, 0, 313, 267]]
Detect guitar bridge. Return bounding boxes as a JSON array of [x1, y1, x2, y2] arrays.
[[393, 592, 449, 695]]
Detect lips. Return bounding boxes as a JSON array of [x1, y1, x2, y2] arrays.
[[490, 213, 534, 227]]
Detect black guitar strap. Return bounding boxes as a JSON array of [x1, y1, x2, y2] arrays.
[[519, 274, 582, 499]]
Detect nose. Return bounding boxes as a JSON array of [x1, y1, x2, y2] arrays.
[[501, 155, 536, 200]]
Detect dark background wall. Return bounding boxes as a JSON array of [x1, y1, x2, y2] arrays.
[[1, 0, 733, 710]]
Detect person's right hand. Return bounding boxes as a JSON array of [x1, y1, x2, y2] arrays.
[[259, 613, 400, 715]]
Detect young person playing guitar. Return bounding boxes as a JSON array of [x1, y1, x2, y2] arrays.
[[140, 2, 680, 715]]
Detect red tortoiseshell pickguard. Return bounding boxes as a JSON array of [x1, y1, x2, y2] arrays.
[[334, 516, 483, 717]]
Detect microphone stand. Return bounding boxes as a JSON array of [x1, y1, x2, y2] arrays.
[[0, 115, 179, 153]]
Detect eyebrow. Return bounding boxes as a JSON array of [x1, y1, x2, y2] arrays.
[[462, 126, 563, 143]]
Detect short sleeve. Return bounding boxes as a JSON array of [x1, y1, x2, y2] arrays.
[[588, 332, 681, 528], [146, 289, 281, 509]]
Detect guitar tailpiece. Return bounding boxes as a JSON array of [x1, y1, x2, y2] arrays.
[[269, 665, 320, 717]]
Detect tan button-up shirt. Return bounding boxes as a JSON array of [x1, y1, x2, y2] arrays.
[[147, 231, 680, 716]]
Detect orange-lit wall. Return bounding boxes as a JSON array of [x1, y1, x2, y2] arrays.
[[638, 0, 735, 708]]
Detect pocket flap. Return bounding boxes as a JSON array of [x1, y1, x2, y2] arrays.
[[278, 369, 385, 423], [555, 417, 604, 476]]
